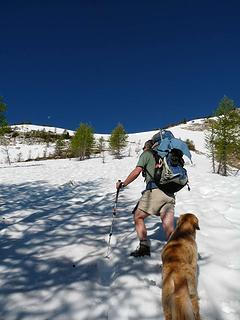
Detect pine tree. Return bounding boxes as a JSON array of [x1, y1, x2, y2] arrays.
[[55, 137, 66, 158], [207, 96, 240, 175], [0, 96, 11, 165], [215, 111, 240, 175], [214, 95, 235, 116], [0, 96, 8, 135], [109, 123, 128, 159], [97, 136, 105, 153], [97, 136, 106, 163], [70, 123, 95, 160]]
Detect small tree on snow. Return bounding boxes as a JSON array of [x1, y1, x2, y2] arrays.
[[109, 123, 128, 159], [206, 96, 240, 175], [0, 96, 11, 165], [0, 96, 8, 134], [55, 137, 66, 158], [70, 123, 95, 160], [97, 136, 106, 163]]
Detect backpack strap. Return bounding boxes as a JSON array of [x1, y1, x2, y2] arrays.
[[142, 150, 163, 191], [142, 149, 161, 179], [148, 149, 160, 163]]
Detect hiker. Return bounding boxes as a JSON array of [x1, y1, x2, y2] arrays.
[[116, 139, 176, 257]]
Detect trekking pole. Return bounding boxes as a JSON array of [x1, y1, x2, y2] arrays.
[[105, 180, 122, 258]]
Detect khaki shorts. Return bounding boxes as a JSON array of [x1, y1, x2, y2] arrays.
[[137, 189, 175, 216]]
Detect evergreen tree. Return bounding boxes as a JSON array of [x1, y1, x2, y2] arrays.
[[214, 95, 235, 116], [109, 123, 128, 158], [62, 129, 70, 139], [185, 139, 196, 151], [55, 137, 66, 158], [206, 96, 240, 175], [0, 96, 8, 135], [70, 123, 95, 160], [97, 136, 105, 153], [0, 97, 11, 165], [97, 136, 106, 163]]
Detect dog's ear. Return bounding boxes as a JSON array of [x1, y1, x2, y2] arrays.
[[193, 216, 200, 230], [195, 222, 200, 230], [177, 214, 184, 227]]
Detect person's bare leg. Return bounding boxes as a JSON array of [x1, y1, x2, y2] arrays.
[[161, 210, 174, 240], [131, 208, 151, 256], [133, 208, 149, 241]]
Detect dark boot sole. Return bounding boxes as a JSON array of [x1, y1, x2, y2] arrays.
[[130, 252, 151, 257]]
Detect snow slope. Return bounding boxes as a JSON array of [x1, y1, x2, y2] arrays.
[[0, 121, 240, 320], [10, 124, 75, 136]]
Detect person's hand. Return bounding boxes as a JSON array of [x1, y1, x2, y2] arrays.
[[116, 180, 124, 190]]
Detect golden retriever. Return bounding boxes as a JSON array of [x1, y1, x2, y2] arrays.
[[161, 213, 200, 320]]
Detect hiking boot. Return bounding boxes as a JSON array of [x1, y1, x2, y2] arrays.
[[130, 242, 151, 257]]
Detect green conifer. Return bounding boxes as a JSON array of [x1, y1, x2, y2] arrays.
[[109, 123, 128, 159]]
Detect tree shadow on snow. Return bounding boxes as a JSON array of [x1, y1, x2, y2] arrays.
[[0, 179, 137, 320], [1, 180, 219, 320]]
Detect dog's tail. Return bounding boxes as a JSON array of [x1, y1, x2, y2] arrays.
[[171, 275, 195, 320]]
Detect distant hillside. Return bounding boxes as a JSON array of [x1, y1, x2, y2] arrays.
[[0, 119, 207, 165], [11, 124, 75, 136]]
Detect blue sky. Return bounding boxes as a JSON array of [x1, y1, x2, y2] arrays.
[[1, 1, 240, 133]]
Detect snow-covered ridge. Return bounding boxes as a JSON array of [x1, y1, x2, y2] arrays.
[[11, 124, 111, 140], [10, 124, 75, 136], [1, 119, 207, 165], [10, 117, 206, 136]]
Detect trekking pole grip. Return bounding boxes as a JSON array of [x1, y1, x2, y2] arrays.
[[116, 180, 122, 197], [114, 179, 122, 193]]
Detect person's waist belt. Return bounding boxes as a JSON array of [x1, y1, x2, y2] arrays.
[[146, 181, 158, 190]]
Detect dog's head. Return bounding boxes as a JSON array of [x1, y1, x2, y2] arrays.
[[177, 213, 200, 234]]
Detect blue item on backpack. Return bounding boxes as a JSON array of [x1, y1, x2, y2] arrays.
[[153, 130, 192, 161], [149, 129, 191, 193]]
